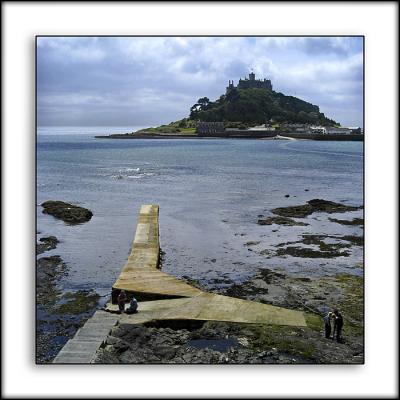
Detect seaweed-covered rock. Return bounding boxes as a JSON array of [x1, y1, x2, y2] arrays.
[[54, 290, 100, 315], [329, 217, 364, 226], [307, 199, 360, 213], [272, 199, 361, 218], [257, 216, 309, 226], [41, 201, 93, 224], [276, 246, 350, 259], [36, 236, 59, 255]]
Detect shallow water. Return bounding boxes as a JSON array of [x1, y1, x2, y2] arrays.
[[37, 130, 363, 298]]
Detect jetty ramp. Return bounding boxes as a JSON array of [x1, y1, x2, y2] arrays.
[[54, 205, 306, 363]]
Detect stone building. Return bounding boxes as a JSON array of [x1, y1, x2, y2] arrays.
[[196, 122, 225, 135], [226, 71, 273, 94]]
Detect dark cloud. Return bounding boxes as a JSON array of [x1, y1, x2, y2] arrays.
[[37, 37, 364, 127]]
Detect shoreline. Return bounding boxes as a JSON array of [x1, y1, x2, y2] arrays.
[[94, 266, 363, 364], [94, 199, 363, 364], [94, 133, 364, 141]]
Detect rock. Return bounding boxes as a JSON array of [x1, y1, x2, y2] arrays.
[[36, 236, 59, 255], [329, 217, 364, 226], [106, 336, 123, 346], [237, 337, 249, 347], [41, 200, 93, 224], [244, 241, 261, 246], [182, 353, 193, 363], [308, 199, 360, 213], [276, 246, 350, 259], [272, 199, 361, 218], [257, 216, 308, 226], [153, 346, 176, 359], [54, 290, 100, 315], [296, 277, 312, 282]]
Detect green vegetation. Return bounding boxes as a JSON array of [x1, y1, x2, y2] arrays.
[[138, 85, 338, 134], [320, 273, 364, 336], [55, 290, 100, 315], [249, 323, 318, 360], [189, 88, 338, 126], [135, 118, 196, 135]]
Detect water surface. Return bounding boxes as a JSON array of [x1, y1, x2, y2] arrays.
[[37, 131, 363, 298]]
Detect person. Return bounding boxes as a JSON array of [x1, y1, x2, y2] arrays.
[[333, 309, 344, 342], [117, 290, 127, 314], [125, 297, 138, 314], [323, 311, 333, 339]]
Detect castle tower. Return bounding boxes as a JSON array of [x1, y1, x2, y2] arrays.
[[249, 71, 255, 81], [226, 80, 235, 94]]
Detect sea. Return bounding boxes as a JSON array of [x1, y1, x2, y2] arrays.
[[37, 126, 364, 303]]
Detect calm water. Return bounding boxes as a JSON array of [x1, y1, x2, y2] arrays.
[[37, 129, 363, 299]]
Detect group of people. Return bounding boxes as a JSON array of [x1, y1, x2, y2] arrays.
[[117, 290, 138, 314], [323, 309, 344, 342]]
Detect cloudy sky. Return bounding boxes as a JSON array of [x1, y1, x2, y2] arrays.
[[37, 36, 363, 128]]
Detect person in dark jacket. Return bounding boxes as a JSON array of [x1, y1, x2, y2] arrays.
[[117, 290, 127, 314], [323, 311, 333, 339], [333, 309, 344, 342]]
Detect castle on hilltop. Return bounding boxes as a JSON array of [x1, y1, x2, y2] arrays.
[[226, 71, 273, 94]]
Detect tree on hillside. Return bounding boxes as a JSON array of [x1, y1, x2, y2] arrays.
[[189, 87, 338, 126]]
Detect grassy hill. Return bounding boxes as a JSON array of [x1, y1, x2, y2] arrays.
[[134, 86, 338, 134], [190, 87, 338, 127]]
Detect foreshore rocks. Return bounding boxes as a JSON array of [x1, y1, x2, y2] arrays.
[[270, 234, 363, 259], [276, 246, 350, 258], [36, 236, 59, 255], [93, 267, 363, 364], [257, 216, 309, 226], [41, 200, 93, 224], [93, 320, 313, 364], [36, 255, 67, 304], [36, 252, 100, 363], [329, 217, 364, 226], [272, 199, 361, 218]]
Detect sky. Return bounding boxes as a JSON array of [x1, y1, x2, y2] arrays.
[[37, 36, 364, 128]]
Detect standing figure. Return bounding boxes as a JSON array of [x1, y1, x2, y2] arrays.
[[117, 290, 127, 314], [333, 309, 344, 342], [323, 311, 333, 339]]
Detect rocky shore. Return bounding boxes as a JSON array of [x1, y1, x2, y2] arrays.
[[36, 243, 101, 363], [94, 264, 363, 364], [93, 198, 363, 364], [36, 201, 99, 363]]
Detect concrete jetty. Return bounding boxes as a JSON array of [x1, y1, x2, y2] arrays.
[[111, 205, 201, 301], [53, 311, 119, 363], [54, 204, 306, 363]]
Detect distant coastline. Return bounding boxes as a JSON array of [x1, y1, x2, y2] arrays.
[[95, 132, 364, 141]]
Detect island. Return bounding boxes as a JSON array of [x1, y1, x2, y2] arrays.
[[96, 72, 363, 141]]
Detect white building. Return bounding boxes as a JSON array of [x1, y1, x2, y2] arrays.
[[309, 126, 327, 134]]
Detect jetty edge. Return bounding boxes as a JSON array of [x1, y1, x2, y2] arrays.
[[53, 204, 306, 364]]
